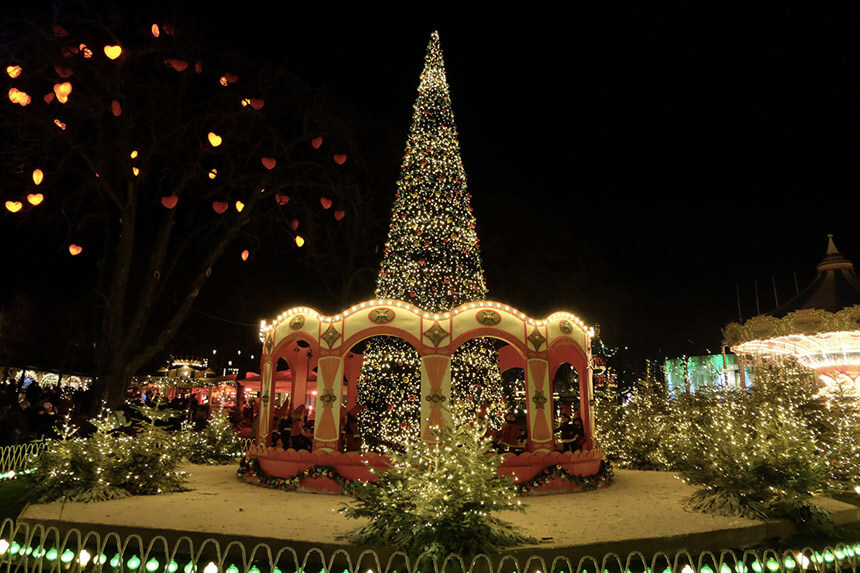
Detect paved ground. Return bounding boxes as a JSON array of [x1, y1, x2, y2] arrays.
[[17, 464, 860, 561]]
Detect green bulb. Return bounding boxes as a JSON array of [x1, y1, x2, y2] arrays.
[[60, 549, 75, 563], [9, 542, 20, 555], [168, 560, 180, 572], [226, 565, 239, 573], [111, 555, 122, 568], [784, 557, 796, 570], [765, 558, 779, 572], [185, 561, 196, 573], [701, 565, 714, 573], [127, 555, 142, 569], [147, 558, 161, 572], [45, 548, 58, 561], [751, 561, 762, 573]]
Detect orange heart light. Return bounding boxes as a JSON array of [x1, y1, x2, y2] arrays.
[[224, 73, 238, 84], [104, 45, 122, 60], [333, 153, 347, 165], [241, 249, 249, 261], [151, 24, 160, 38], [207, 132, 222, 147], [275, 194, 289, 206], [208, 169, 218, 179], [7, 65, 22, 78], [54, 66, 74, 78], [320, 197, 332, 209], [161, 195, 178, 209], [69, 244, 83, 256], [53, 26, 69, 38], [111, 100, 122, 117], [311, 136, 323, 149], [32, 169, 44, 185], [43, 92, 54, 104], [249, 99, 264, 110], [27, 193, 44, 206], [295, 235, 305, 247], [53, 82, 72, 104], [195, 61, 203, 74], [212, 201, 228, 214], [235, 200, 245, 213], [261, 157, 276, 170], [8, 88, 31, 107], [290, 219, 299, 231], [5, 201, 22, 213], [334, 209, 345, 221]]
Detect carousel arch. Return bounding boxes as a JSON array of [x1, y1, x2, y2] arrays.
[[258, 299, 595, 453]]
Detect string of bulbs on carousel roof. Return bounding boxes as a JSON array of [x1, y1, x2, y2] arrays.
[[259, 299, 594, 342]]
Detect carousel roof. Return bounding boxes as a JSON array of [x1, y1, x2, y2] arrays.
[[770, 235, 860, 317]]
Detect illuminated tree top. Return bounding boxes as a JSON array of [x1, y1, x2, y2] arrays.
[[375, 31, 487, 313]]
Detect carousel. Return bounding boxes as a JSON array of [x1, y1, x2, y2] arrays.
[[242, 299, 605, 493], [725, 235, 860, 393]]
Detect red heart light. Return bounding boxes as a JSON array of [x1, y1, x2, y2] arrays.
[[311, 136, 323, 149], [275, 194, 289, 206], [164, 58, 188, 72], [241, 249, 249, 261], [54, 66, 74, 78], [212, 201, 228, 214], [333, 153, 347, 165], [111, 100, 122, 117], [261, 157, 276, 170], [320, 197, 332, 209], [161, 195, 178, 209], [68, 244, 83, 256], [249, 98, 265, 110], [44, 92, 55, 104], [290, 219, 299, 231], [334, 210, 345, 221]]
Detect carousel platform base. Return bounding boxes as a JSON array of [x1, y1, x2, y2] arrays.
[[17, 464, 860, 565]]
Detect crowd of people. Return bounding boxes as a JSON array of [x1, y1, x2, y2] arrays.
[[0, 377, 588, 455]]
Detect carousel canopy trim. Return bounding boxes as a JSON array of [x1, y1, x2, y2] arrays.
[[259, 299, 594, 342]]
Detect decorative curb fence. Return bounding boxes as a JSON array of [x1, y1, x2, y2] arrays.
[[0, 441, 48, 478], [0, 518, 859, 573]]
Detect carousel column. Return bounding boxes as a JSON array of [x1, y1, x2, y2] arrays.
[[344, 355, 363, 410], [578, 364, 594, 449], [256, 360, 274, 446], [312, 356, 344, 452], [420, 355, 452, 440], [290, 352, 309, 412], [525, 358, 553, 452]]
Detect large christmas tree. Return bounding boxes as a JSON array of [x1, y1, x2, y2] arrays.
[[357, 32, 505, 449]]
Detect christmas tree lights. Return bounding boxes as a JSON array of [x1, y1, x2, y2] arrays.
[[357, 32, 504, 448]]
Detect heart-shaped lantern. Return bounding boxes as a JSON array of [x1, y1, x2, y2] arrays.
[[68, 244, 83, 256], [27, 193, 44, 206], [320, 197, 332, 209], [32, 169, 44, 186], [275, 194, 289, 206], [5, 201, 22, 213], [212, 201, 228, 214], [334, 210, 345, 221], [261, 157, 276, 170], [54, 66, 73, 78], [103, 45, 122, 60], [111, 100, 122, 117], [207, 132, 222, 147], [53, 82, 72, 104], [311, 136, 323, 149], [164, 58, 188, 72], [235, 200, 245, 213], [195, 61, 203, 74], [241, 249, 249, 261], [333, 153, 347, 165], [290, 219, 299, 231], [161, 195, 178, 209], [43, 92, 55, 104], [249, 99, 265, 110]]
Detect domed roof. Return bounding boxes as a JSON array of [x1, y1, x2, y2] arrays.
[[770, 235, 860, 317]]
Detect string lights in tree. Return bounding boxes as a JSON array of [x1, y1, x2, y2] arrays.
[[357, 32, 505, 449]]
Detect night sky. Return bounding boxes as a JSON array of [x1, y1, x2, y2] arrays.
[[3, 2, 859, 376]]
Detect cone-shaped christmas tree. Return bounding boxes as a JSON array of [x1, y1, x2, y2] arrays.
[[357, 32, 505, 449]]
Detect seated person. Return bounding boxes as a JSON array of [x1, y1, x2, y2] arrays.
[[554, 413, 586, 452], [496, 411, 524, 452]]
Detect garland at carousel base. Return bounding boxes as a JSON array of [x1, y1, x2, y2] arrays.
[[237, 445, 612, 495]]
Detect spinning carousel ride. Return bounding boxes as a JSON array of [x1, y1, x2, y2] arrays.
[[725, 235, 860, 393]]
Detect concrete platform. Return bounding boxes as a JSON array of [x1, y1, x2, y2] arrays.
[[17, 464, 860, 565]]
